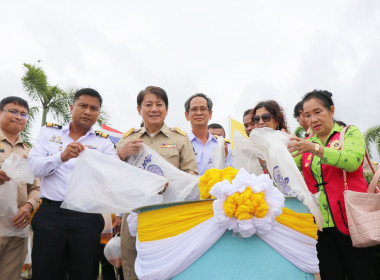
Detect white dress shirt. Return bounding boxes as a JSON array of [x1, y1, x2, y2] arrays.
[[188, 131, 233, 175], [28, 123, 116, 201]]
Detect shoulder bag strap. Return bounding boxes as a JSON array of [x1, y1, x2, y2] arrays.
[[339, 126, 349, 190], [368, 168, 380, 194]]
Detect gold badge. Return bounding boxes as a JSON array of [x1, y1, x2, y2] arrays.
[[330, 139, 342, 150], [59, 146, 63, 151]]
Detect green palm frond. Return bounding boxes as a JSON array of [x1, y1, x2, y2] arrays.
[[364, 125, 380, 158], [20, 106, 39, 146], [294, 126, 305, 138]]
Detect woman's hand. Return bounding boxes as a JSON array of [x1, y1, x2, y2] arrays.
[[288, 136, 319, 157]]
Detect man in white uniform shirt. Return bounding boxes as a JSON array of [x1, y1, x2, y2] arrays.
[[28, 88, 116, 280], [184, 93, 233, 175]]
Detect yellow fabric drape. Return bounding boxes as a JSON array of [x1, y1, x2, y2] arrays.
[[137, 200, 214, 242], [276, 207, 318, 239], [137, 200, 318, 242]]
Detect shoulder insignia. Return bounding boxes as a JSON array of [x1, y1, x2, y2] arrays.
[[123, 127, 136, 138], [46, 122, 62, 129], [23, 142, 31, 149], [224, 138, 231, 144], [95, 131, 108, 138], [172, 127, 187, 136]]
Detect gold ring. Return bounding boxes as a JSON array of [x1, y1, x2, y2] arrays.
[[297, 141, 301, 146]]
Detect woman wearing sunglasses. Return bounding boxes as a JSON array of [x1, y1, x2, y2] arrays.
[[251, 100, 289, 174], [252, 100, 288, 132], [287, 90, 377, 280]]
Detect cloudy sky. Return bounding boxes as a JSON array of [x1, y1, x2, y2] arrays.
[[1, 0, 379, 157]]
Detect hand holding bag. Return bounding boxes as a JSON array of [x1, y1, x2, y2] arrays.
[[341, 127, 380, 248]]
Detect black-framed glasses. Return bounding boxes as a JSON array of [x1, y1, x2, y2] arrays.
[[252, 113, 272, 124], [1, 109, 29, 120]]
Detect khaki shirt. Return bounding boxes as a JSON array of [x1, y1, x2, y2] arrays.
[[116, 123, 198, 174], [0, 129, 40, 210]]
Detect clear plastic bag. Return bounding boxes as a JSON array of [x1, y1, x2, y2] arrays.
[[0, 153, 34, 237], [210, 136, 226, 170], [61, 149, 167, 214], [101, 214, 113, 244], [128, 144, 200, 203], [104, 235, 122, 268]]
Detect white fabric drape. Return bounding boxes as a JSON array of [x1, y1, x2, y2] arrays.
[[135, 217, 226, 280], [61, 149, 167, 213]]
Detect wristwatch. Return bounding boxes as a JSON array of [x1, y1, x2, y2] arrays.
[[314, 144, 320, 155]]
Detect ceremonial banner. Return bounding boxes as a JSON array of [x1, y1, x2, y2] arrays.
[[230, 118, 247, 150]]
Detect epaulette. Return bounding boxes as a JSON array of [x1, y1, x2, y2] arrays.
[[95, 131, 108, 138], [213, 135, 231, 144], [123, 127, 136, 138], [23, 142, 31, 149], [172, 127, 187, 136], [46, 122, 62, 129]]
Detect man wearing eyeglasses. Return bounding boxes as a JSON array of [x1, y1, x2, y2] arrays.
[[28, 88, 116, 280], [0, 96, 40, 280], [184, 93, 233, 175]]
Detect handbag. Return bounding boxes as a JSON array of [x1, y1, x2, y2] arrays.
[[340, 126, 380, 248]]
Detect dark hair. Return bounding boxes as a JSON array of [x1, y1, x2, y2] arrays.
[[137, 86, 168, 107], [208, 123, 225, 135], [243, 109, 253, 120], [252, 100, 288, 132], [0, 96, 29, 111], [73, 88, 103, 106], [184, 93, 213, 112], [302, 90, 334, 111], [293, 101, 303, 118]]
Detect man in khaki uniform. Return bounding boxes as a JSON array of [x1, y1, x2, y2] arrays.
[[116, 86, 198, 280], [0, 96, 40, 280]]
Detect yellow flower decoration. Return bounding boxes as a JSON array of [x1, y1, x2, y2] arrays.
[[223, 187, 269, 220], [199, 167, 239, 199]]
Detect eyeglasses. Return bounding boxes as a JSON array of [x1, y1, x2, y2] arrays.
[[77, 103, 100, 112], [189, 107, 209, 114], [252, 113, 272, 124], [1, 109, 29, 120]]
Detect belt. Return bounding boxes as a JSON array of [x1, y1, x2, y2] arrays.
[[42, 198, 63, 207]]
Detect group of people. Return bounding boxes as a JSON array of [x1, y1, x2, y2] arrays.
[[0, 87, 378, 280]]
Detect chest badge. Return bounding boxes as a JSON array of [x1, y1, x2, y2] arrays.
[[330, 139, 342, 150], [49, 135, 63, 144], [84, 145, 98, 149], [161, 143, 176, 148]]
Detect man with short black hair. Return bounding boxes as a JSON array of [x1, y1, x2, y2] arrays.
[[208, 123, 226, 138], [28, 88, 116, 280], [293, 100, 311, 137], [243, 109, 255, 136], [0, 96, 40, 280]]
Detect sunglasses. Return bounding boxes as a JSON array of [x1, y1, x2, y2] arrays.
[[252, 113, 272, 124]]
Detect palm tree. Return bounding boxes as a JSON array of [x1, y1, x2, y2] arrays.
[[294, 126, 305, 138], [22, 63, 72, 126], [21, 63, 110, 144], [364, 125, 380, 158]]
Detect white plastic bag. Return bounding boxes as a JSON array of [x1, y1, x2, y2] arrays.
[[0, 153, 34, 237], [61, 149, 167, 214], [246, 128, 323, 230], [232, 130, 263, 175], [104, 235, 122, 268], [128, 144, 199, 203]]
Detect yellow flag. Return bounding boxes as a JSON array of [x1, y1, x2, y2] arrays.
[[230, 118, 247, 150]]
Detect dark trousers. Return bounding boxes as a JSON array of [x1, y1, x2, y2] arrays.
[[31, 199, 104, 280], [317, 227, 378, 280]]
